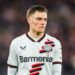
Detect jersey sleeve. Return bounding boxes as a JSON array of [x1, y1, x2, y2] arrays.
[[7, 40, 18, 68], [53, 39, 62, 64], [52, 39, 62, 75]]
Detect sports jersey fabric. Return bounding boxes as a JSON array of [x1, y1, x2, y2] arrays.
[[7, 33, 62, 75]]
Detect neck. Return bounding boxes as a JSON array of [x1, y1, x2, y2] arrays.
[[28, 30, 44, 38]]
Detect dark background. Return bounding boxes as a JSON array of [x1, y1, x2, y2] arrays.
[[0, 0, 75, 75]]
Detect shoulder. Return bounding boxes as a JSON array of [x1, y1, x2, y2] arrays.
[[46, 34, 60, 42], [11, 34, 26, 45], [46, 33, 62, 48]]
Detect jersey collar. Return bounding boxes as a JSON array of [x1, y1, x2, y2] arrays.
[[26, 33, 46, 42]]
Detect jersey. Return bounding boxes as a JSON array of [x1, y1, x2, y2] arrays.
[[7, 33, 62, 75]]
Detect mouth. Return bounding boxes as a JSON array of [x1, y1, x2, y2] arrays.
[[40, 26, 45, 28]]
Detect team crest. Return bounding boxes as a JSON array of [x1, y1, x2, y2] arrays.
[[43, 43, 52, 52], [39, 39, 55, 54]]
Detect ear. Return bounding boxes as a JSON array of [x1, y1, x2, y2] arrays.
[[27, 17, 31, 24]]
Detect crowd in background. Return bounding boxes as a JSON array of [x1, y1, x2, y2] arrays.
[[0, 0, 75, 75]]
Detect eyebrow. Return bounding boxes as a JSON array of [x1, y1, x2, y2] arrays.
[[36, 17, 47, 20]]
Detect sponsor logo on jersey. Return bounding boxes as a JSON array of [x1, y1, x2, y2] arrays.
[[20, 46, 26, 50], [19, 55, 53, 62]]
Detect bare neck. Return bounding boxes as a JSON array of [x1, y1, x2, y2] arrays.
[[28, 31, 44, 38]]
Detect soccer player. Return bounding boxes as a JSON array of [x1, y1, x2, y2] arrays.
[[7, 5, 62, 75]]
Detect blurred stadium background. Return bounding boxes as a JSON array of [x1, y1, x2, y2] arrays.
[[0, 0, 75, 75]]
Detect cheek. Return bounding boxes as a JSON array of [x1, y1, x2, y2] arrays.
[[32, 21, 39, 26]]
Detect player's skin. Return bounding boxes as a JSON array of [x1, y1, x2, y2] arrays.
[[27, 11, 47, 38]]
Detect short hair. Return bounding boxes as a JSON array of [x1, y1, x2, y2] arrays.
[[26, 5, 48, 18]]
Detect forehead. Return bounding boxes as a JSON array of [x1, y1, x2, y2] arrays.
[[31, 11, 47, 18]]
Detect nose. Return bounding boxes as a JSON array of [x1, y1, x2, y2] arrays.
[[41, 23, 45, 25]]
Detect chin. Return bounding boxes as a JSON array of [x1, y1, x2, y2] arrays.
[[38, 30, 45, 33]]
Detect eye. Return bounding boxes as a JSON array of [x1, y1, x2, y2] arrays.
[[36, 18, 42, 21], [44, 18, 47, 21]]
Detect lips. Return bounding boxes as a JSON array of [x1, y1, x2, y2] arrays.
[[40, 26, 45, 29]]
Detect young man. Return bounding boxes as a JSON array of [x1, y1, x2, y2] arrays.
[[7, 5, 62, 75]]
